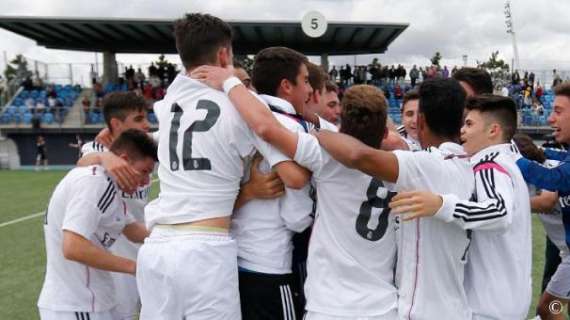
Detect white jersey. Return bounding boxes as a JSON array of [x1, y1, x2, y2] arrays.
[[147, 74, 288, 229], [294, 132, 398, 317], [232, 95, 313, 274], [80, 141, 151, 223], [396, 125, 421, 151], [38, 165, 134, 313], [434, 144, 532, 319], [390, 143, 474, 320]]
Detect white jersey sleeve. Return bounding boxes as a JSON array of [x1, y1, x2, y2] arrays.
[[80, 141, 107, 157], [62, 175, 114, 238], [435, 161, 514, 231], [294, 132, 325, 175]]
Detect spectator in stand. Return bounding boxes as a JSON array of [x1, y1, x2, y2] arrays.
[[419, 67, 426, 81], [48, 96, 57, 111], [410, 65, 419, 87], [536, 83, 544, 100], [81, 95, 91, 115], [394, 83, 403, 99], [396, 64, 406, 82], [389, 65, 396, 84], [142, 82, 153, 100], [329, 66, 338, 83], [553, 69, 563, 88], [94, 81, 104, 98], [451, 66, 458, 77], [512, 70, 521, 85], [148, 62, 158, 78], [442, 66, 450, 79], [529, 72, 536, 86], [90, 65, 97, 85], [452, 67, 493, 97], [134, 68, 145, 90]]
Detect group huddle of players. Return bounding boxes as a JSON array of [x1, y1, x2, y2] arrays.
[[36, 13, 570, 320]]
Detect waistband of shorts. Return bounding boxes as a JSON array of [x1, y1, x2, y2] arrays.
[[154, 223, 229, 234], [147, 224, 232, 242]]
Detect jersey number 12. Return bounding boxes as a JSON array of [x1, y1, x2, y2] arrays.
[[169, 100, 220, 171]]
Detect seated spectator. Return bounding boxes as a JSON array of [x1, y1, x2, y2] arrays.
[[48, 96, 57, 109], [82, 96, 91, 114], [142, 83, 153, 100], [94, 82, 104, 98], [394, 84, 403, 99]]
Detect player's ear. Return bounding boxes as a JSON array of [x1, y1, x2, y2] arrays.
[[279, 78, 292, 95], [218, 46, 231, 68]]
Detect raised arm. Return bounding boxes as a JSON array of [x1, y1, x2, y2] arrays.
[[517, 158, 570, 193], [314, 130, 400, 183], [543, 148, 568, 161]]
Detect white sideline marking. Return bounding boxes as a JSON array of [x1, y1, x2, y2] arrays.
[[0, 178, 159, 228]]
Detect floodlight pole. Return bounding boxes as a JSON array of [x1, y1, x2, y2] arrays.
[[504, 0, 520, 72]]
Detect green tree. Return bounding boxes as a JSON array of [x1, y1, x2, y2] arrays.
[[477, 51, 510, 87], [431, 52, 442, 66], [4, 54, 31, 82]]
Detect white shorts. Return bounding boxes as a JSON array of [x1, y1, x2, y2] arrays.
[[136, 227, 241, 320], [110, 235, 141, 319], [546, 254, 570, 300], [304, 310, 398, 320], [39, 308, 116, 320]]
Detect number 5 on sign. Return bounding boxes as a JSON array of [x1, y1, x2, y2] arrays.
[[301, 11, 328, 38]]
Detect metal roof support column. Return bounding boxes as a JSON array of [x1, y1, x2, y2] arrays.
[[102, 51, 118, 85], [320, 53, 329, 72]]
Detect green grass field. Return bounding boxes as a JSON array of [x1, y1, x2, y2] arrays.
[[0, 170, 553, 319]]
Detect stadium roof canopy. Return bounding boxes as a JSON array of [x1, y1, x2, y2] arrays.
[[0, 16, 408, 55]]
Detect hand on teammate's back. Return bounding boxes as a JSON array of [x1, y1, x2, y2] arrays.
[[389, 191, 443, 221], [191, 65, 235, 91], [243, 155, 285, 200], [100, 152, 140, 194]]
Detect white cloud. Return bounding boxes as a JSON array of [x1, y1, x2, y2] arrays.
[[1, 0, 569, 85]]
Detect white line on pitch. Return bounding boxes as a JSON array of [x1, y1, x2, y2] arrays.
[[0, 178, 160, 228]]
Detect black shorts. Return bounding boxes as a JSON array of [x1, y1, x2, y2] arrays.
[[239, 270, 302, 320]]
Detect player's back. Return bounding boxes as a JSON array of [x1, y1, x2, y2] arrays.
[[294, 133, 398, 317], [391, 142, 474, 320], [149, 74, 259, 228]]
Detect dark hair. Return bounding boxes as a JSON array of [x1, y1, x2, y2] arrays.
[[402, 89, 419, 112], [418, 79, 466, 139], [465, 94, 518, 141], [554, 82, 570, 99], [452, 67, 493, 95], [340, 85, 387, 149], [512, 133, 546, 163], [325, 80, 338, 93], [307, 62, 327, 95], [103, 92, 147, 131], [174, 13, 233, 70], [110, 129, 158, 162], [252, 47, 308, 97]]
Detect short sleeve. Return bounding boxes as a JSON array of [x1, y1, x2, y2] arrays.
[[62, 177, 108, 239], [253, 134, 290, 167], [294, 132, 324, 175], [387, 150, 434, 191]]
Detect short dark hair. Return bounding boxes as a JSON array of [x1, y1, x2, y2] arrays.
[[103, 92, 147, 130], [452, 67, 493, 95], [554, 82, 570, 99], [324, 80, 338, 93], [465, 94, 518, 142], [174, 13, 233, 70], [307, 62, 327, 95], [252, 47, 308, 97], [340, 85, 387, 149], [402, 89, 419, 112], [512, 133, 546, 163], [418, 79, 466, 139], [110, 129, 158, 162]]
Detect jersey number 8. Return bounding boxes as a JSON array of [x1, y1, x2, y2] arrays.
[[169, 100, 220, 171], [356, 178, 396, 241]]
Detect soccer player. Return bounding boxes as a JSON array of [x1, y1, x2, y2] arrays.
[[396, 89, 421, 151], [37, 129, 155, 320], [191, 69, 471, 318], [452, 67, 493, 97], [306, 63, 341, 126], [390, 95, 532, 319], [77, 92, 151, 320], [192, 63, 399, 318], [513, 82, 570, 319], [137, 14, 309, 320], [308, 79, 475, 319], [233, 46, 315, 320]]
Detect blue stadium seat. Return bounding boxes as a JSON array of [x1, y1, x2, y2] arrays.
[[22, 112, 33, 124], [42, 112, 54, 124]]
